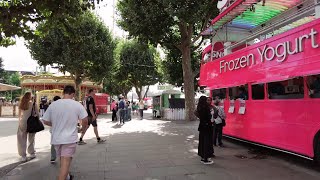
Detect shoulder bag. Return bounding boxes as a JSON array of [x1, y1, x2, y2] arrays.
[[27, 102, 44, 133]]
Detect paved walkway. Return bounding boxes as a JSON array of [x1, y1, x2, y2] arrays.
[[1, 113, 320, 180]]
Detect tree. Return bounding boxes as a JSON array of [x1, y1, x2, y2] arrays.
[[117, 0, 219, 120], [0, 0, 102, 47], [0, 57, 6, 81], [28, 12, 116, 99], [163, 46, 201, 89], [103, 40, 133, 97], [118, 40, 160, 100]]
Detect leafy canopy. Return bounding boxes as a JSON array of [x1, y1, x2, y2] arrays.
[[117, 0, 218, 48], [0, 0, 102, 46], [27, 11, 115, 84], [118, 40, 161, 99]]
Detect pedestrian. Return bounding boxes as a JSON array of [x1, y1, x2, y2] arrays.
[[213, 98, 226, 147], [118, 97, 126, 124], [49, 95, 61, 164], [207, 97, 216, 158], [124, 99, 128, 122], [78, 89, 106, 144], [43, 86, 87, 180], [17, 92, 38, 162], [111, 100, 118, 121], [127, 101, 132, 121], [138, 100, 144, 120], [196, 96, 215, 165], [39, 101, 45, 117]]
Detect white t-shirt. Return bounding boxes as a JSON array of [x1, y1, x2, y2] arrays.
[[43, 99, 88, 145]]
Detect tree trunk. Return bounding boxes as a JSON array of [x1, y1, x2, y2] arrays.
[[143, 85, 150, 99], [74, 74, 82, 101], [135, 86, 142, 100], [181, 45, 196, 121], [179, 23, 196, 121]]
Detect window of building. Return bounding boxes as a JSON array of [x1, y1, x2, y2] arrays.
[[229, 85, 248, 100], [252, 83, 265, 100], [307, 74, 320, 98], [268, 77, 304, 99], [212, 88, 226, 100]]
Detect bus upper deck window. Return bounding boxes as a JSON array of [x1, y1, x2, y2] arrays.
[[308, 75, 320, 98], [268, 77, 304, 99]]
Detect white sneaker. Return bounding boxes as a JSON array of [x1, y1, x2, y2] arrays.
[[20, 156, 27, 162], [29, 154, 36, 159], [202, 160, 214, 165]]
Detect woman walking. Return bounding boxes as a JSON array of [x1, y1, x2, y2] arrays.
[[138, 100, 144, 120], [196, 96, 215, 164], [17, 92, 38, 162]]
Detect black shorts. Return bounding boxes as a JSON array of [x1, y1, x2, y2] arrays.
[[88, 116, 97, 127]]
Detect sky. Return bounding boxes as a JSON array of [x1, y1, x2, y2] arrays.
[[0, 0, 125, 72]]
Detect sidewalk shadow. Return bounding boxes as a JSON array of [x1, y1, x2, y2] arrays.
[[0, 161, 21, 178], [111, 124, 122, 129]]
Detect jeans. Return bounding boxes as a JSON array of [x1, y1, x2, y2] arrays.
[[127, 109, 132, 120], [139, 109, 143, 119], [213, 123, 223, 146], [51, 144, 56, 160], [124, 109, 128, 121], [120, 109, 125, 123]]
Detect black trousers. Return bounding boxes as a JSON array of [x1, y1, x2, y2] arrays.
[[213, 123, 223, 146], [112, 109, 117, 121]]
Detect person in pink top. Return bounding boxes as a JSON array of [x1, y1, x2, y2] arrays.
[[111, 100, 118, 121]]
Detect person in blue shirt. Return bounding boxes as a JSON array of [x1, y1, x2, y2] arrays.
[[118, 97, 126, 124]]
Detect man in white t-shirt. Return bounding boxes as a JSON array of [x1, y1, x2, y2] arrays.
[[43, 86, 88, 180]]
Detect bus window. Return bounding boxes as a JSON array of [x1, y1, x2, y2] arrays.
[[268, 77, 304, 99], [212, 88, 226, 100], [252, 84, 265, 100], [307, 74, 320, 98], [229, 85, 248, 100]]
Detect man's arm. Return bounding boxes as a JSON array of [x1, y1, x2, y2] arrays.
[[43, 120, 52, 126], [89, 104, 96, 119]]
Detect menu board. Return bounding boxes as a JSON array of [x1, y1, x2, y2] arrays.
[[238, 99, 246, 114], [228, 100, 235, 113]]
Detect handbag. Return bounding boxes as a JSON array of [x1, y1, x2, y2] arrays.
[[27, 102, 44, 133], [217, 113, 226, 127]]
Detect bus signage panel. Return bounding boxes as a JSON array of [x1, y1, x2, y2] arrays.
[[199, 19, 320, 88], [219, 28, 319, 73]]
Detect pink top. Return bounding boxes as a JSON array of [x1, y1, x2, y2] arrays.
[[111, 102, 117, 110]]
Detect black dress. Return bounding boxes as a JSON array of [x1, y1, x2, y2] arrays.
[[197, 107, 214, 160]]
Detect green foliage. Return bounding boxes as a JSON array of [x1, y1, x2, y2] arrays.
[[163, 46, 201, 87], [117, 0, 218, 47], [117, 0, 219, 120], [104, 40, 161, 99], [27, 12, 116, 98], [119, 40, 160, 99], [28, 11, 115, 82], [0, 57, 6, 80], [0, 0, 102, 47]]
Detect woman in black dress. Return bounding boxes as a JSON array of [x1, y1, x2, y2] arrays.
[[197, 96, 214, 164]]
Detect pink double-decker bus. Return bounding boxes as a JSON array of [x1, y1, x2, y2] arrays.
[[200, 0, 320, 161]]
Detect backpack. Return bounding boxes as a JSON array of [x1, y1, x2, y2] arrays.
[[119, 100, 125, 109]]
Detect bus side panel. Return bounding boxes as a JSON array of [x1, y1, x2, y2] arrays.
[[223, 100, 314, 157]]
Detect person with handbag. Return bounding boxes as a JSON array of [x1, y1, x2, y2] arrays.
[[17, 92, 39, 162], [213, 98, 226, 147]]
